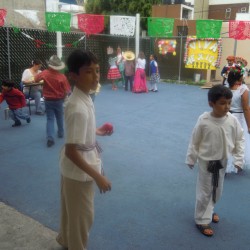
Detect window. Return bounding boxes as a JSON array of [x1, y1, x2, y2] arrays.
[[241, 7, 247, 13], [225, 8, 231, 19]]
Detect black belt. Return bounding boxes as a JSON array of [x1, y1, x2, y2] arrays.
[[207, 160, 223, 203], [44, 98, 64, 101], [229, 111, 243, 113]]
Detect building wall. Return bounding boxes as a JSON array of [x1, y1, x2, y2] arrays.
[[194, 0, 209, 20], [152, 5, 182, 19], [209, 4, 249, 20], [209, 0, 250, 4], [152, 5, 196, 36]]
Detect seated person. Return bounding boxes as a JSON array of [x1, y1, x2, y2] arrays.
[[21, 59, 44, 115]]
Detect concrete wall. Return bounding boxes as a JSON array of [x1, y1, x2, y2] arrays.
[[1, 0, 46, 29]]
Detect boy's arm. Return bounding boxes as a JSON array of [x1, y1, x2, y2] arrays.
[[65, 144, 111, 193], [185, 119, 202, 167], [233, 119, 245, 170]]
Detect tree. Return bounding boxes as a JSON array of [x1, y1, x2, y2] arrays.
[[85, 0, 162, 30]]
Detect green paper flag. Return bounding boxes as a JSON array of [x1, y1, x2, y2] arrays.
[[196, 20, 222, 39], [46, 12, 71, 32], [148, 18, 174, 37]]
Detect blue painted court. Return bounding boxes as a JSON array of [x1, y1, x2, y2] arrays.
[[0, 82, 249, 250]]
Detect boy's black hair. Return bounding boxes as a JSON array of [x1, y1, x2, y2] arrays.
[[2, 79, 15, 88], [66, 49, 99, 74], [208, 85, 232, 103]]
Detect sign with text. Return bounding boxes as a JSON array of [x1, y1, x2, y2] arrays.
[[184, 38, 222, 70]]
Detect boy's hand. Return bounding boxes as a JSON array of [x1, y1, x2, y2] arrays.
[[188, 164, 194, 169], [96, 123, 114, 136], [235, 165, 243, 172], [95, 175, 112, 194]]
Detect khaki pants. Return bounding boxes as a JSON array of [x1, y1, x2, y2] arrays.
[[195, 159, 226, 225], [57, 176, 95, 250]]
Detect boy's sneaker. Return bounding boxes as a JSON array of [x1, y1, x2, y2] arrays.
[[26, 117, 31, 123], [12, 120, 21, 127]]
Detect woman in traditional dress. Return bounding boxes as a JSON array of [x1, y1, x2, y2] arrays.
[[107, 46, 121, 90], [133, 51, 148, 93], [226, 65, 250, 173]]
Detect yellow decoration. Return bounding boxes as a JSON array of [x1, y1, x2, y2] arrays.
[[185, 39, 219, 70]]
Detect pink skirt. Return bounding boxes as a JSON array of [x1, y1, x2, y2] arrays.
[[133, 68, 148, 93], [107, 67, 121, 80]]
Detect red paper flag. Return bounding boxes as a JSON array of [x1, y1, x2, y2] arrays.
[[229, 20, 250, 40], [77, 14, 104, 35], [0, 9, 7, 26]]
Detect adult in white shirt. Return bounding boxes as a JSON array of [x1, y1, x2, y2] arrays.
[[21, 59, 44, 115]]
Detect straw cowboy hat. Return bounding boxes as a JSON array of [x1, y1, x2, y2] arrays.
[[235, 56, 248, 67], [46, 55, 65, 70], [123, 51, 135, 61]]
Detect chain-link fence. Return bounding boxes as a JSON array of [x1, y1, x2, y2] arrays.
[[0, 26, 200, 89]]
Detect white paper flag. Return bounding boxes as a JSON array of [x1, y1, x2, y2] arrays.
[[15, 10, 40, 26], [110, 16, 136, 36]]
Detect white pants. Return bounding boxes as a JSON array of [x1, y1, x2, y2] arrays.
[[195, 159, 227, 225]]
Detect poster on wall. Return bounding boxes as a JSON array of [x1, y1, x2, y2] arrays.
[[184, 37, 222, 70], [158, 39, 177, 56]]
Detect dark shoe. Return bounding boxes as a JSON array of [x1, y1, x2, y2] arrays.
[[47, 140, 55, 147], [12, 120, 21, 127], [26, 117, 31, 123], [152, 89, 158, 92], [58, 134, 64, 138], [36, 111, 44, 116]]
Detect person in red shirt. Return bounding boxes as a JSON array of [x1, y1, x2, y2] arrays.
[[0, 79, 31, 127], [35, 55, 71, 147]]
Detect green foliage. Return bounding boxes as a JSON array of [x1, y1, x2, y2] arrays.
[[85, 0, 162, 31]]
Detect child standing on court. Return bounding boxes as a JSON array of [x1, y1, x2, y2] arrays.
[[0, 79, 30, 127], [56, 49, 112, 250], [149, 54, 160, 92], [185, 85, 244, 237]]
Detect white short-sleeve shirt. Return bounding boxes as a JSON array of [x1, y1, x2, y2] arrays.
[[21, 68, 42, 93], [136, 58, 146, 69], [60, 87, 101, 182]]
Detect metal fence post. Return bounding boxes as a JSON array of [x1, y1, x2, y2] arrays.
[[7, 27, 11, 79]]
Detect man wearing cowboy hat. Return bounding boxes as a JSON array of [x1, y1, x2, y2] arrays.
[[35, 55, 71, 147], [123, 51, 135, 91]]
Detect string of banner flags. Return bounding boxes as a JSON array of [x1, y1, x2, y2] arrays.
[[1, 9, 250, 70], [1, 8, 250, 40]]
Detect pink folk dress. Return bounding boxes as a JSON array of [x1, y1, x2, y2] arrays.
[[133, 58, 148, 93]]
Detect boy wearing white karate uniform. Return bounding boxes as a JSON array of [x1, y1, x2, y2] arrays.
[[186, 85, 244, 237]]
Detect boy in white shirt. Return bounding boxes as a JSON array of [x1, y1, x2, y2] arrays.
[[56, 49, 112, 250], [186, 85, 244, 237]]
